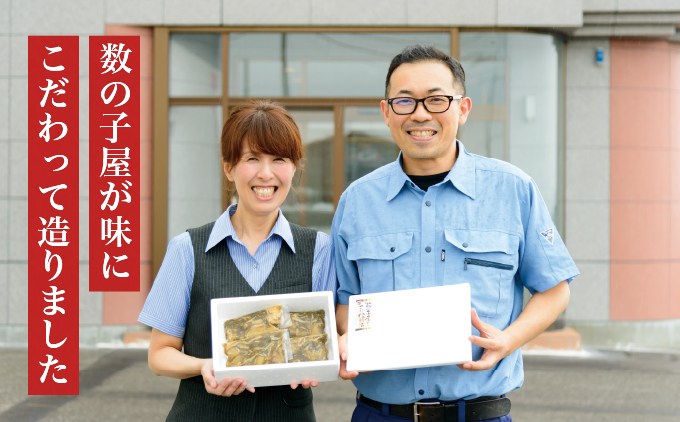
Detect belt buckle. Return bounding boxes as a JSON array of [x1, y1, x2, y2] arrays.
[[413, 401, 440, 422]]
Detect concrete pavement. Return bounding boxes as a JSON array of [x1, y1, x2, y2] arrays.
[[1, 348, 679, 421]]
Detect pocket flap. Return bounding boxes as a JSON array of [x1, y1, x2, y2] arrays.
[[347, 232, 413, 261], [444, 229, 518, 255]]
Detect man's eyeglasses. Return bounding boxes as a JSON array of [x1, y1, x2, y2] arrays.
[[387, 95, 463, 115]]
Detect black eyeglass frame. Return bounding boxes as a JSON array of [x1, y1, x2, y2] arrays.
[[386, 95, 464, 115]]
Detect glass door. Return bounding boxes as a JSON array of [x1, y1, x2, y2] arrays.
[[282, 109, 335, 234], [167, 105, 223, 242], [343, 106, 399, 188]]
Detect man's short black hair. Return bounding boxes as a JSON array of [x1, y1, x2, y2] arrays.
[[385, 44, 466, 98]]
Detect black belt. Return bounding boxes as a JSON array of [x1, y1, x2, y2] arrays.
[[358, 392, 511, 422]]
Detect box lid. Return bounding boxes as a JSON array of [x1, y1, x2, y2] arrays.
[[346, 284, 472, 372]]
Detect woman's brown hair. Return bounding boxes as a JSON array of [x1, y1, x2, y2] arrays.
[[221, 100, 304, 169]]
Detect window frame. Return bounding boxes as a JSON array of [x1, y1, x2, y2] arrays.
[[152, 26, 567, 278]]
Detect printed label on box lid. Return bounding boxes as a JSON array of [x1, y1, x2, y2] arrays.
[[354, 298, 372, 331]]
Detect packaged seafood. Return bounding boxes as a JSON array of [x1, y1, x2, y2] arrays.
[[289, 333, 328, 363], [223, 305, 291, 342], [288, 310, 325, 338], [221, 306, 328, 367], [222, 331, 288, 367], [210, 291, 340, 388]]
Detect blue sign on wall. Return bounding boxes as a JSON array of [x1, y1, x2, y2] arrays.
[[596, 47, 605, 67]]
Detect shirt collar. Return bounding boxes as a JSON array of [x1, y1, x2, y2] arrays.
[[386, 140, 476, 201], [205, 204, 296, 253], [445, 140, 476, 199]]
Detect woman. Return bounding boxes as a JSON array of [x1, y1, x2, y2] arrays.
[[138, 100, 336, 421]]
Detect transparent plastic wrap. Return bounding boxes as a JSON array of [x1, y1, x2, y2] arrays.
[[283, 329, 293, 362], [222, 331, 287, 367], [223, 305, 291, 342], [288, 334, 329, 363], [211, 292, 339, 388], [288, 310, 325, 338], [221, 306, 328, 366]]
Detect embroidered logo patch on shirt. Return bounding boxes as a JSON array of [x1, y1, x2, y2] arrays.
[[540, 228, 554, 245]]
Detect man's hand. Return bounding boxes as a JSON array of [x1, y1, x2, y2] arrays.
[[458, 309, 512, 371], [458, 281, 570, 371], [336, 304, 373, 380], [336, 304, 360, 380], [338, 332, 360, 380], [201, 359, 255, 396]]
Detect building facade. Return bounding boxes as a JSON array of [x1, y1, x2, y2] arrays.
[[1, 0, 679, 349]]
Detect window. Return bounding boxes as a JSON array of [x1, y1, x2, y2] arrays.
[[460, 32, 565, 228], [229, 33, 449, 98], [160, 29, 564, 248]]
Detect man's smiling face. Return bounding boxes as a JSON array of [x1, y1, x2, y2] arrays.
[[381, 60, 471, 174]]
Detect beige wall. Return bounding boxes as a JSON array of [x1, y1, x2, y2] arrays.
[[564, 39, 611, 322]]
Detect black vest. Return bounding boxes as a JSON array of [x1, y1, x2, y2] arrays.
[[166, 221, 318, 422]]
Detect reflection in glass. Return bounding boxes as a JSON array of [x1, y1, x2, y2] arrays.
[[167, 106, 223, 242], [282, 110, 335, 234], [458, 121, 505, 161], [458, 32, 508, 162], [344, 106, 399, 187], [459, 32, 563, 226], [169, 33, 221, 97], [229, 33, 450, 98]]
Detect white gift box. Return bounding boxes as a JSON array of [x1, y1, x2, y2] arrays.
[[346, 284, 472, 372], [210, 291, 340, 388]]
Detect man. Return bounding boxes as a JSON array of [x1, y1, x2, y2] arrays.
[[332, 45, 578, 422]]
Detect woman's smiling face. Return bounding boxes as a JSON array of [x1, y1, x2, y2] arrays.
[[224, 142, 296, 217]]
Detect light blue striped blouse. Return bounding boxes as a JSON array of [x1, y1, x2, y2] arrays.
[[138, 204, 337, 338]]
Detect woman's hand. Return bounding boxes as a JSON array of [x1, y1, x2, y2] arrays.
[[290, 379, 318, 389], [147, 329, 256, 396], [201, 359, 255, 396]]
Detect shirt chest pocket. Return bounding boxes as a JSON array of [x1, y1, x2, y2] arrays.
[[444, 229, 519, 319], [347, 232, 414, 294]]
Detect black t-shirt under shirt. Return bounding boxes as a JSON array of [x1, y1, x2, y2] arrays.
[[406, 171, 449, 191]]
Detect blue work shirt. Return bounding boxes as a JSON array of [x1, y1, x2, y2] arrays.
[[139, 204, 337, 338], [332, 141, 579, 404]]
